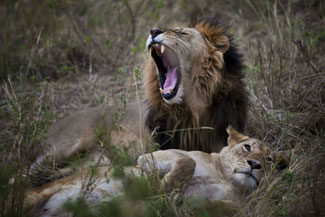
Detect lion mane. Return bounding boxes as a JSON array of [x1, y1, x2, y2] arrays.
[[144, 19, 248, 153]]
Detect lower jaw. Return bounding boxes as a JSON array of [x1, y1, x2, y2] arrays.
[[160, 80, 180, 100], [162, 90, 177, 100], [162, 85, 183, 104]]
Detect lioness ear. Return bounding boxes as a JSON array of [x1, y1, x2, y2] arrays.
[[274, 152, 290, 170], [226, 125, 249, 147], [195, 21, 230, 53]]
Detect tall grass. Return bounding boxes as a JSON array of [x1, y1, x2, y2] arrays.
[[0, 0, 324, 216], [0, 0, 165, 82], [0, 80, 52, 217], [240, 1, 325, 216]]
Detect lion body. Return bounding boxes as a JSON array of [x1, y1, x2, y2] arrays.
[[26, 127, 288, 217], [145, 21, 248, 153]]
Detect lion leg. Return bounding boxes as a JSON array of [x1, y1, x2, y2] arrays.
[[52, 149, 111, 177], [31, 101, 149, 174], [137, 150, 196, 192], [29, 128, 98, 174], [29, 105, 113, 174], [162, 156, 196, 192]]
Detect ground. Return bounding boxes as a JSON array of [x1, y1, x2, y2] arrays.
[[0, 0, 324, 216]]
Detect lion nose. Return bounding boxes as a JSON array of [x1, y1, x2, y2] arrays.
[[247, 159, 261, 170], [150, 28, 164, 38]]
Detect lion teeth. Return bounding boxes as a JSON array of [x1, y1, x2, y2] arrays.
[[153, 44, 161, 56], [161, 45, 165, 54], [159, 88, 166, 94], [159, 88, 172, 94]]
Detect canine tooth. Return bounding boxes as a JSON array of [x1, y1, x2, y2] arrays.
[[160, 88, 165, 94], [169, 88, 173, 94], [161, 45, 165, 53]]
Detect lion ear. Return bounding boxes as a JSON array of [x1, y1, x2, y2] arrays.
[[195, 21, 230, 53], [226, 125, 249, 147], [274, 152, 290, 170]]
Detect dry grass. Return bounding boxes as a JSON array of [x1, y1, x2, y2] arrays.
[[0, 0, 324, 216]]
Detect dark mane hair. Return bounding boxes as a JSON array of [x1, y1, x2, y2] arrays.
[[145, 19, 248, 153]]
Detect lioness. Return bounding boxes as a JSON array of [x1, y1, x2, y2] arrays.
[[31, 19, 248, 172], [25, 126, 289, 216]]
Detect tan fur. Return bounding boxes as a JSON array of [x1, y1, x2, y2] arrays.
[[145, 26, 230, 115], [30, 101, 151, 173], [26, 127, 289, 216]]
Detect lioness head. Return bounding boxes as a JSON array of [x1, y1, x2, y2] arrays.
[[220, 126, 290, 190], [145, 19, 237, 111]]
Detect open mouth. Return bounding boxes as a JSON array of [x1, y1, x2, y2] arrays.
[[148, 43, 180, 100]]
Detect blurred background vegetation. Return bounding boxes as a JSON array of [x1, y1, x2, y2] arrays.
[[0, 0, 325, 216]]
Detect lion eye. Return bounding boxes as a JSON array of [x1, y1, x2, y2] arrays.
[[172, 29, 189, 36], [267, 157, 273, 162], [243, 144, 251, 152]]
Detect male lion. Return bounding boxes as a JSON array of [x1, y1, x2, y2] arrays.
[[25, 126, 289, 217], [31, 19, 248, 172]]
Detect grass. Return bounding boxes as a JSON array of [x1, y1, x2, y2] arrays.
[[0, 79, 52, 217], [0, 0, 324, 216]]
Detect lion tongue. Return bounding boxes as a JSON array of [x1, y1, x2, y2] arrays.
[[163, 67, 178, 92]]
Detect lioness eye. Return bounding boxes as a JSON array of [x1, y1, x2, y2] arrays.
[[267, 157, 273, 162], [244, 144, 251, 152]]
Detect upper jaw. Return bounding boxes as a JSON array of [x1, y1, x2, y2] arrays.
[[147, 35, 181, 101]]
